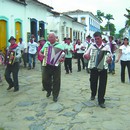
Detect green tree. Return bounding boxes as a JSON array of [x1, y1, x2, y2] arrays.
[[95, 10, 104, 22], [124, 8, 130, 27], [119, 28, 125, 39], [105, 23, 116, 36], [104, 14, 114, 31]]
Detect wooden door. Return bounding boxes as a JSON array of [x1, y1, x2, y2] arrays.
[[0, 20, 7, 53], [15, 22, 21, 43]]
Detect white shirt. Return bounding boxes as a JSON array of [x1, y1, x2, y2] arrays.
[[64, 43, 74, 58], [28, 42, 38, 54], [119, 45, 130, 61], [107, 41, 117, 55], [75, 43, 85, 53], [18, 42, 27, 51], [84, 43, 111, 55]]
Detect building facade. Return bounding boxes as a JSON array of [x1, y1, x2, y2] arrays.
[[0, 0, 52, 53], [64, 10, 101, 38], [47, 11, 87, 43]]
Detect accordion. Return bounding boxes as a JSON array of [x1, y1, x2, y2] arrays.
[[42, 46, 64, 66], [0, 53, 5, 65], [6, 51, 15, 65], [88, 49, 110, 70]]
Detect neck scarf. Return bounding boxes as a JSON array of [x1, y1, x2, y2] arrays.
[[10, 43, 18, 50]]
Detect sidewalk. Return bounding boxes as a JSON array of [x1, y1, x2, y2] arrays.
[[0, 59, 130, 130]]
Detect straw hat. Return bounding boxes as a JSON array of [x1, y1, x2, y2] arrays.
[[38, 37, 45, 42]]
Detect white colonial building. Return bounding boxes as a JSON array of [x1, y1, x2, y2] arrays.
[[64, 9, 101, 37], [0, 0, 92, 54], [47, 11, 87, 43], [0, 0, 53, 53]]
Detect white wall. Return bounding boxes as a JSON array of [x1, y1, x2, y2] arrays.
[[0, 0, 51, 44]]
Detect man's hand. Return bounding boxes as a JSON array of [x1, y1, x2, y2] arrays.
[[39, 52, 44, 57], [84, 54, 90, 60], [106, 57, 112, 64], [10, 56, 14, 60], [81, 46, 85, 50], [59, 57, 65, 62], [115, 59, 119, 63]]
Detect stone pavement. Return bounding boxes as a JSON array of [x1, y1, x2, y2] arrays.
[[0, 59, 130, 130]]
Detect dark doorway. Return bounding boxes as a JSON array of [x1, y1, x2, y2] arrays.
[[30, 18, 37, 42], [39, 21, 45, 38]]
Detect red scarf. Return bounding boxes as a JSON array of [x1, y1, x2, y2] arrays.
[[10, 44, 18, 50]]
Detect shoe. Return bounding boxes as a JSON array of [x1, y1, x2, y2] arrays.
[[7, 85, 14, 90], [28, 67, 31, 70], [42, 88, 45, 91], [91, 96, 95, 100], [65, 72, 69, 74], [112, 71, 115, 75], [121, 81, 125, 83], [99, 103, 106, 108], [14, 89, 19, 92], [108, 71, 112, 74], [53, 97, 58, 102], [46, 92, 51, 97], [77, 70, 81, 72]]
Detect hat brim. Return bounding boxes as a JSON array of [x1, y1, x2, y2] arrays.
[[8, 38, 16, 42], [38, 39, 45, 42]]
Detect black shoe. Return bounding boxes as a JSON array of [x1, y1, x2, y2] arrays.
[[112, 71, 115, 75], [42, 88, 45, 91], [66, 72, 69, 74], [91, 96, 95, 100], [7, 85, 14, 90], [108, 71, 112, 74], [46, 92, 51, 97], [28, 67, 31, 70], [77, 70, 81, 72], [121, 81, 125, 83], [14, 89, 19, 92], [99, 103, 106, 108], [53, 97, 58, 102]]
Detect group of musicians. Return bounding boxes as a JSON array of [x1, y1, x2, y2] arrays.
[[1, 31, 129, 108]]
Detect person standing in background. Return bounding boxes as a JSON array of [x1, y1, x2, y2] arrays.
[[64, 38, 74, 74], [75, 39, 85, 72], [37, 37, 46, 91], [108, 36, 117, 74], [18, 38, 27, 68], [84, 35, 92, 73], [115, 37, 130, 83], [28, 37, 38, 70], [37, 37, 46, 64]]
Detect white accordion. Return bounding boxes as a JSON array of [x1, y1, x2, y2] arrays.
[[88, 49, 110, 70], [42, 46, 65, 66]]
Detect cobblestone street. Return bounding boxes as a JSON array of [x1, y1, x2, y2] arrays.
[[0, 59, 130, 130]]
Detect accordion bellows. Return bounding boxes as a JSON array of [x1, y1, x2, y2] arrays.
[[88, 49, 110, 70], [42, 46, 64, 66]]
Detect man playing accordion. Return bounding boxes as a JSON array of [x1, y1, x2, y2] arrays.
[[39, 33, 64, 102], [5, 36, 21, 92], [84, 32, 112, 108]]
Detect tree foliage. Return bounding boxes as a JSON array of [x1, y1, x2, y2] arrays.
[[95, 10, 104, 22], [96, 10, 115, 34], [105, 23, 116, 36]]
